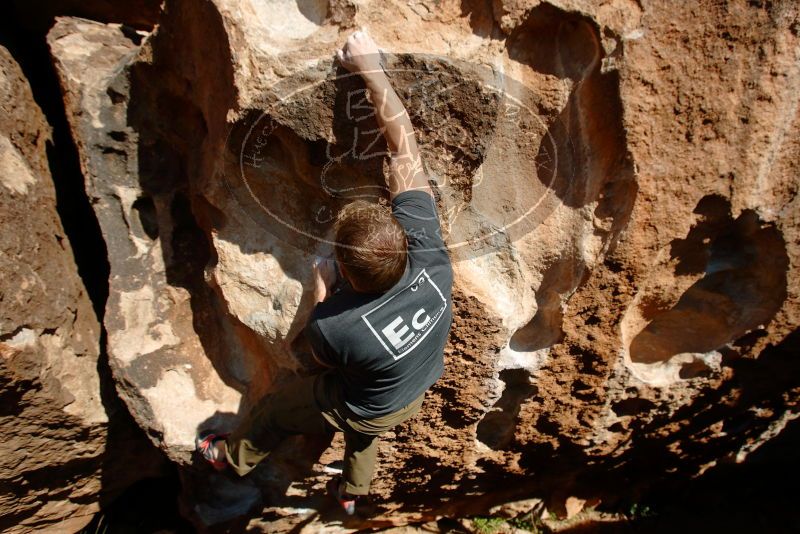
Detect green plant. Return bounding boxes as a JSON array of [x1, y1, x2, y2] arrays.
[[508, 516, 534, 530], [472, 516, 506, 534]]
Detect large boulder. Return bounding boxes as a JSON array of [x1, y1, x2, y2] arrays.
[[47, 16, 244, 463], [48, 0, 799, 529], [0, 44, 158, 533]]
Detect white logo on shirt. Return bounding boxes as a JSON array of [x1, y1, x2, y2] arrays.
[[362, 269, 447, 360]]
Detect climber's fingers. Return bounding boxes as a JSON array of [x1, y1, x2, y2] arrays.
[[337, 28, 381, 73]]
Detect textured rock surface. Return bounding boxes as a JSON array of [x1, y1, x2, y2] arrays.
[[0, 44, 113, 532], [47, 17, 243, 464], [0, 35, 170, 533], [47, 0, 799, 530]]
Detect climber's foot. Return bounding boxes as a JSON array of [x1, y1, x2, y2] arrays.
[[327, 476, 361, 516], [195, 430, 229, 471]]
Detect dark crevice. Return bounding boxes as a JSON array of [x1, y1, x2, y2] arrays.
[[10, 0, 161, 33], [611, 397, 657, 417], [132, 195, 159, 239], [0, 4, 109, 321], [0, 325, 28, 342], [79, 474, 194, 534], [476, 368, 537, 450]]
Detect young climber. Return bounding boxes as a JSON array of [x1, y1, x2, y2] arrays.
[[196, 28, 453, 516]]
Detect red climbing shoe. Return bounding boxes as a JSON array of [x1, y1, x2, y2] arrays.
[[327, 476, 360, 516], [195, 430, 229, 471]]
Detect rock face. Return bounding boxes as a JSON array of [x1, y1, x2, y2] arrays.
[[47, 0, 799, 529], [0, 38, 169, 534], [47, 17, 244, 464], [0, 45, 105, 533]]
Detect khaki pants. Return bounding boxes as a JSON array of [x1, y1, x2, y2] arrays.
[[225, 372, 425, 495]]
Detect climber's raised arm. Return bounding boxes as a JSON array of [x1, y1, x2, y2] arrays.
[[336, 30, 432, 200]]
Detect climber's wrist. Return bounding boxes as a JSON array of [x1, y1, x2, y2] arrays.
[[361, 69, 388, 90]]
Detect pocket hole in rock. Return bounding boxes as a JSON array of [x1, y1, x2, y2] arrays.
[[630, 196, 788, 365]]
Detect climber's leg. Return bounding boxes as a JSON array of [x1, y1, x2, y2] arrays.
[[337, 390, 428, 496], [341, 430, 379, 496], [224, 374, 334, 476]]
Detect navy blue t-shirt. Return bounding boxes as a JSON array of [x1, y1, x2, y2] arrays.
[[304, 190, 454, 418]]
